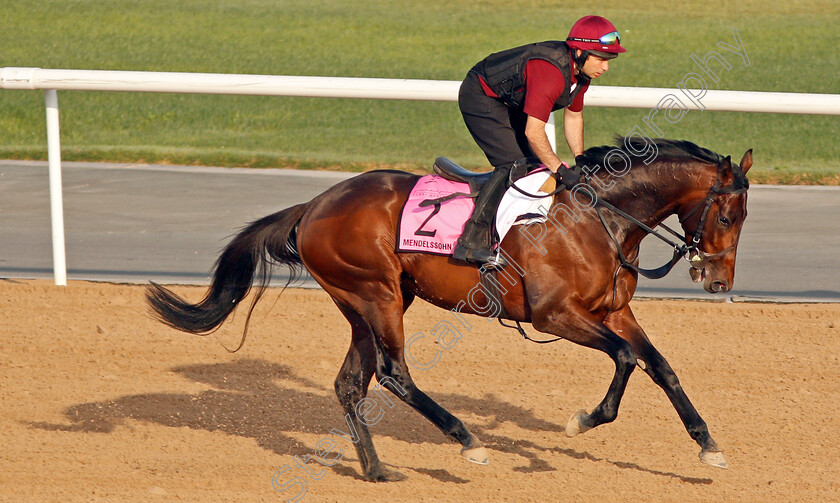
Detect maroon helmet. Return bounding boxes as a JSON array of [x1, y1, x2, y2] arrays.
[[566, 15, 626, 59]]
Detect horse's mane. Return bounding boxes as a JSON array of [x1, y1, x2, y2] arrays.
[[571, 136, 726, 206], [577, 136, 723, 171]]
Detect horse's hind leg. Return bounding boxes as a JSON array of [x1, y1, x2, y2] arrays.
[[361, 300, 489, 466], [333, 303, 406, 481]]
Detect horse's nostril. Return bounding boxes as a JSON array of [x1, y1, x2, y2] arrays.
[[712, 281, 728, 292]]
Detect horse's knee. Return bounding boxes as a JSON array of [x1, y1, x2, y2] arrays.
[[371, 353, 415, 397], [644, 354, 682, 390], [657, 367, 681, 391], [615, 342, 637, 371], [334, 374, 352, 394], [371, 374, 409, 395]]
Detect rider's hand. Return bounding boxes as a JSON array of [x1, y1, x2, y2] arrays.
[[557, 163, 581, 189]]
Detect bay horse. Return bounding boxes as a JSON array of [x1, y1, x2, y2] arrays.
[[147, 137, 752, 481]]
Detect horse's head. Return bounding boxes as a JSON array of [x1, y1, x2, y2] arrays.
[[679, 149, 752, 293]]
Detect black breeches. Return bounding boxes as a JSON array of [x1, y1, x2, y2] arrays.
[[458, 71, 535, 169]]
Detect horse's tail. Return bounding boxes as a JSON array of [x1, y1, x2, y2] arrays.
[[146, 202, 310, 345]]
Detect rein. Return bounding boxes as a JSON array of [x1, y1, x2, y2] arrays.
[[594, 173, 748, 279], [506, 168, 690, 279], [593, 202, 686, 279], [506, 163, 749, 280]]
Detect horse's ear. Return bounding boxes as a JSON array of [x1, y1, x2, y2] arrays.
[[740, 149, 753, 174], [718, 155, 734, 184]]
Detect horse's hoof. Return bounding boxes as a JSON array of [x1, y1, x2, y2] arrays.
[[699, 449, 728, 469], [365, 467, 407, 482], [461, 445, 490, 465], [565, 409, 591, 437]]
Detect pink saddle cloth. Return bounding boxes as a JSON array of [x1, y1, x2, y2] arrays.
[[396, 175, 474, 255]]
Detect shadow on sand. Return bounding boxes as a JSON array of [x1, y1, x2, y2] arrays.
[[29, 358, 711, 485]]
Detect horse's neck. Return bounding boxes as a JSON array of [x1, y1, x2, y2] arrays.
[[598, 163, 713, 249]]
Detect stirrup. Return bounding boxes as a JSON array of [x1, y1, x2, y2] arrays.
[[482, 253, 509, 270], [452, 245, 509, 269]]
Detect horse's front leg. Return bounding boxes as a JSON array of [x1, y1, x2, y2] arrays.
[[604, 305, 727, 468], [531, 300, 638, 437]]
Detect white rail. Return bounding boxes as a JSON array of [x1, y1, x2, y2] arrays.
[[4, 68, 840, 114], [2, 67, 839, 285]]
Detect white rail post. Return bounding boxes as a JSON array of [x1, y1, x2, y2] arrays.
[[546, 111, 557, 153], [44, 89, 67, 286]]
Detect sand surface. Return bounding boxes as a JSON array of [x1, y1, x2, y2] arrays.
[[1, 279, 838, 502]]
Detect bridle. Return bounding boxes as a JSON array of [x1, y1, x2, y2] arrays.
[[676, 174, 749, 270], [592, 160, 750, 279], [506, 158, 749, 280]]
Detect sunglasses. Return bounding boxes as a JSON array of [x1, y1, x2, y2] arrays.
[[568, 31, 621, 46]]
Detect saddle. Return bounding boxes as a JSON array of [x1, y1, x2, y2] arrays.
[[430, 156, 547, 202], [433, 157, 493, 194]]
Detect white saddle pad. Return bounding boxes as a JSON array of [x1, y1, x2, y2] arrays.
[[495, 169, 554, 243]]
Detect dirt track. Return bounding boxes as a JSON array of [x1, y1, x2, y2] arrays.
[[1, 279, 839, 502]]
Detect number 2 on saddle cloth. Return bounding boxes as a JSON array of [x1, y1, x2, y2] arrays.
[[396, 171, 555, 256], [396, 176, 475, 255]]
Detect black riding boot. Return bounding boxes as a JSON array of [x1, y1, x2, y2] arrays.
[[452, 166, 510, 268]]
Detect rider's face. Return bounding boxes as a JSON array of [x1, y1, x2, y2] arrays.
[[578, 53, 611, 79]]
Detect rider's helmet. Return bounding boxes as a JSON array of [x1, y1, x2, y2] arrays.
[[566, 15, 626, 66]]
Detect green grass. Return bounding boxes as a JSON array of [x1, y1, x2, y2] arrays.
[[1, 0, 838, 183]]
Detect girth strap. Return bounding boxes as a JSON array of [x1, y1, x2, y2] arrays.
[[480, 268, 565, 344], [479, 268, 509, 319]]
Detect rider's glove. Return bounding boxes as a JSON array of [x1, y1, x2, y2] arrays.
[[556, 162, 581, 189]]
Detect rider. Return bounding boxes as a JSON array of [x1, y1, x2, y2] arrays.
[[452, 15, 626, 268]]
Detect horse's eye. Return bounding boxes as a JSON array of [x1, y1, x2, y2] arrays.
[[718, 216, 731, 227]]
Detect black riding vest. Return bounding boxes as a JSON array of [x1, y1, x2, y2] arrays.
[[472, 40, 588, 111]]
